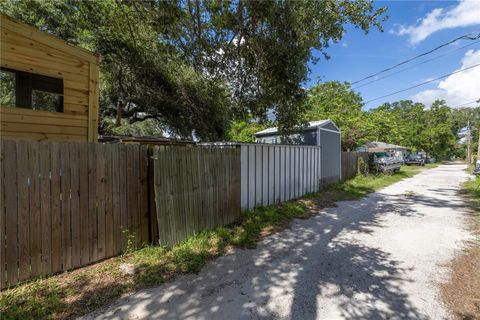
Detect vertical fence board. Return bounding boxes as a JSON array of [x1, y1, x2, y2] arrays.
[[96, 145, 106, 260], [247, 146, 255, 210], [111, 145, 121, 254], [49, 142, 62, 274], [0, 141, 5, 289], [60, 142, 72, 270], [131, 146, 140, 244], [4, 140, 18, 285], [104, 145, 113, 258], [139, 146, 149, 244], [16, 141, 30, 281], [70, 143, 81, 268], [27, 141, 40, 277], [118, 144, 128, 250], [87, 143, 97, 262], [78, 143, 89, 264], [240, 146, 248, 212], [125, 145, 135, 241], [39, 142, 52, 276]]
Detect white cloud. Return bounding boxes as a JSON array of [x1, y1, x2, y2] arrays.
[[411, 49, 480, 108], [393, 0, 480, 44]]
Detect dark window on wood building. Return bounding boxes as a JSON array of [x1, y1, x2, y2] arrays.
[[0, 68, 63, 112]]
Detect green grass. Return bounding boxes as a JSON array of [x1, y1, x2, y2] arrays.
[[0, 164, 436, 320], [461, 177, 480, 223], [306, 164, 436, 202]]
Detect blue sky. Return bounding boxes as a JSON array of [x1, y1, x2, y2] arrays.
[[308, 0, 480, 110]]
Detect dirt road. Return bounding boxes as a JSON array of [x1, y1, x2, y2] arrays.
[[83, 163, 474, 320]]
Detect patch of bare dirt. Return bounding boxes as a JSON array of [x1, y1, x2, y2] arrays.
[[441, 207, 480, 320]]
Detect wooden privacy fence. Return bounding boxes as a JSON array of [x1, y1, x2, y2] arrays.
[[0, 140, 149, 289], [341, 151, 369, 181], [240, 144, 321, 210], [341, 152, 357, 181], [153, 147, 241, 247]]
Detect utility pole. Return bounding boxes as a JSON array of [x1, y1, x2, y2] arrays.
[[477, 99, 480, 164], [467, 120, 471, 164], [477, 125, 480, 164]]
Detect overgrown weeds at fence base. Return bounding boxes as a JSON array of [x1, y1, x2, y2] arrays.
[[0, 165, 430, 320], [0, 201, 310, 320]]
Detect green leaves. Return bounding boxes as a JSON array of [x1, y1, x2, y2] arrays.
[[305, 81, 467, 158], [305, 81, 365, 150], [1, 0, 387, 139]]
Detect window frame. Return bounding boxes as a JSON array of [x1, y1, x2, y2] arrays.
[[0, 67, 64, 113]]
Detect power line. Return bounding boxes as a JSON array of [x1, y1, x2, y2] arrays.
[[352, 39, 480, 90], [364, 63, 480, 105], [351, 32, 480, 85], [451, 99, 480, 108]]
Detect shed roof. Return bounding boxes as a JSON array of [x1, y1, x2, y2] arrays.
[[255, 119, 339, 136]]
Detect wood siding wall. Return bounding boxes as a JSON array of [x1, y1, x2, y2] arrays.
[[0, 14, 99, 142], [0, 140, 149, 289]]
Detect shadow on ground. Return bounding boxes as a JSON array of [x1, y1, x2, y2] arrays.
[[85, 184, 463, 320]]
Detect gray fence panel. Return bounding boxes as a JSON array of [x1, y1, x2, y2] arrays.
[[255, 146, 262, 206], [247, 146, 256, 209], [240, 146, 248, 210], [268, 146, 275, 205], [240, 144, 323, 210], [320, 130, 341, 184]]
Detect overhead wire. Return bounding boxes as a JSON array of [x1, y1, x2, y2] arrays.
[[364, 63, 480, 104], [351, 32, 480, 85], [352, 39, 480, 90], [450, 99, 480, 108]]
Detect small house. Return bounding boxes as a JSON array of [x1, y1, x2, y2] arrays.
[[0, 14, 100, 142], [255, 119, 341, 183]]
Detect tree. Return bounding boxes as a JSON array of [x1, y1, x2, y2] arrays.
[[305, 81, 366, 150], [377, 100, 426, 148], [226, 119, 268, 142], [1, 0, 387, 139], [418, 100, 456, 159]]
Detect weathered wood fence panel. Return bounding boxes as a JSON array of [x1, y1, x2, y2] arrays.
[[341, 151, 357, 181], [0, 140, 149, 289], [153, 147, 241, 247], [240, 144, 321, 210], [341, 151, 369, 181]]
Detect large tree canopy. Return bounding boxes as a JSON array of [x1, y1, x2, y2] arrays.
[[305, 81, 365, 150], [303, 81, 473, 158], [1, 0, 387, 140]]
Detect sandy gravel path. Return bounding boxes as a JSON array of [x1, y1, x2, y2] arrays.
[[82, 163, 474, 320]]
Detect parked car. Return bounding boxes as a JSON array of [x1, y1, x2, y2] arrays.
[[404, 154, 425, 166], [473, 160, 480, 176], [369, 152, 402, 173]]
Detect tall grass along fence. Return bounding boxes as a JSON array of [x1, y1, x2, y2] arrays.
[[153, 147, 241, 247], [0, 140, 150, 289], [341, 151, 369, 181]]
